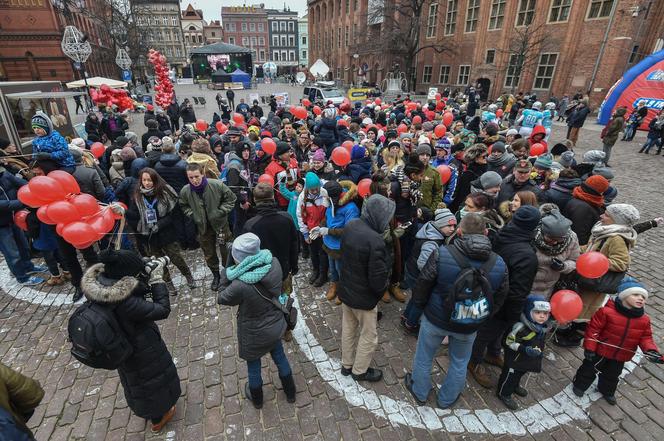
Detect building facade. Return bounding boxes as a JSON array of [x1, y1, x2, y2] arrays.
[[181, 3, 206, 51], [0, 0, 116, 82], [267, 8, 299, 74], [133, 0, 187, 71], [221, 5, 269, 66], [204, 20, 224, 44], [298, 14, 309, 68]]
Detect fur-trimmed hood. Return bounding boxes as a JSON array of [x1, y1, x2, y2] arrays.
[[81, 263, 141, 304], [338, 180, 357, 206]]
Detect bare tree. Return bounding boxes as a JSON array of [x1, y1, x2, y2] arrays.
[[497, 23, 553, 94]]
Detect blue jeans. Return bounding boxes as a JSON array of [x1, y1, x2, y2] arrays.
[[0, 225, 36, 283], [402, 298, 423, 328], [328, 256, 342, 282], [411, 316, 476, 407], [641, 136, 662, 153], [246, 340, 292, 388]]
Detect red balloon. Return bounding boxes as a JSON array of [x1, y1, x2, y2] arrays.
[[437, 165, 452, 184], [397, 124, 408, 134], [232, 113, 245, 125], [56, 223, 66, 237], [550, 290, 583, 324], [258, 174, 275, 186], [442, 112, 454, 127], [62, 221, 97, 246], [216, 121, 228, 134], [88, 210, 114, 239], [46, 200, 81, 224], [28, 176, 66, 202], [412, 115, 422, 125], [48, 170, 80, 195], [337, 119, 349, 128], [37, 205, 56, 225], [576, 252, 610, 279], [375, 98, 382, 106], [302, 98, 311, 107], [195, 119, 208, 132], [357, 178, 372, 198], [90, 142, 105, 159], [341, 140, 354, 153], [436, 101, 445, 111], [71, 194, 100, 217], [13, 209, 29, 231], [74, 240, 97, 250], [261, 138, 277, 155], [435, 93, 441, 100], [434, 124, 447, 138], [292, 106, 308, 120], [17, 186, 50, 208], [496, 108, 504, 118], [312, 105, 322, 116], [530, 143, 546, 156], [330, 147, 351, 167]]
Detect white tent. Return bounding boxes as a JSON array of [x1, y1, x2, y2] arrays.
[[66, 77, 128, 89]]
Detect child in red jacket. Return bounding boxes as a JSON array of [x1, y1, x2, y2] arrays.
[[572, 277, 663, 405]]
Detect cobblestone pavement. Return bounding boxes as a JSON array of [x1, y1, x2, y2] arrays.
[[2, 108, 664, 440]]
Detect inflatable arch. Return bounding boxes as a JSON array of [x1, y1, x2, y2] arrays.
[[598, 49, 664, 129]]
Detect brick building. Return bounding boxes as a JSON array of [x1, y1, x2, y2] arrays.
[[267, 8, 299, 74], [133, 0, 187, 72], [0, 0, 116, 82], [221, 5, 269, 68]]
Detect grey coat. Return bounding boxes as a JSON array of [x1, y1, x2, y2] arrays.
[[217, 257, 286, 361], [73, 164, 105, 201]]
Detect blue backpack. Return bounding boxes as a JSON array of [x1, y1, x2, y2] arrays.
[[219, 158, 242, 183]]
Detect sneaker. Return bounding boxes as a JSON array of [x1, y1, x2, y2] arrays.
[[26, 265, 48, 275], [514, 386, 528, 397], [484, 353, 504, 368], [352, 367, 383, 382], [404, 373, 427, 405], [20, 276, 45, 286], [340, 366, 352, 376], [150, 405, 176, 433], [467, 362, 493, 389], [572, 386, 585, 397], [498, 394, 519, 410]]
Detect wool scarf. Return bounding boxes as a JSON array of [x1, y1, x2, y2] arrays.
[[136, 185, 178, 235], [572, 183, 604, 208], [190, 177, 208, 195], [226, 249, 273, 284]]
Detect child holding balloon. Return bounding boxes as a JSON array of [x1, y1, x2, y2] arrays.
[[572, 277, 663, 405]]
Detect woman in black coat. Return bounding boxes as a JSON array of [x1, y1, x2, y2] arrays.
[[448, 143, 488, 213], [80, 250, 180, 434]]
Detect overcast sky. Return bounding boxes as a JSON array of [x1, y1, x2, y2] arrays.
[[184, 0, 309, 22]]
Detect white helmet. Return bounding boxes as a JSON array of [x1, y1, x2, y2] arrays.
[[488, 104, 498, 112], [545, 102, 556, 110], [532, 101, 542, 110]]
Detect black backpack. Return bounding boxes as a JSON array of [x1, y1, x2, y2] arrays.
[[444, 247, 497, 331], [68, 302, 133, 370]]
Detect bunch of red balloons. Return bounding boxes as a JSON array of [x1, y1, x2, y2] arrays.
[[148, 49, 174, 109], [89, 85, 134, 111], [16, 172, 120, 249]]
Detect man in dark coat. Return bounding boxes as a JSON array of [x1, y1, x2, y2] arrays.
[[180, 100, 196, 124], [80, 249, 180, 434], [69, 148, 105, 201], [563, 175, 609, 246], [141, 120, 165, 150], [167, 99, 180, 131], [226, 89, 235, 110], [468, 206, 540, 389], [155, 143, 188, 192], [566, 101, 591, 146], [337, 194, 395, 382], [496, 160, 541, 206]]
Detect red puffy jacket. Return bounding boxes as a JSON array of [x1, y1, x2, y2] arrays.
[[583, 299, 658, 362], [265, 157, 299, 207]]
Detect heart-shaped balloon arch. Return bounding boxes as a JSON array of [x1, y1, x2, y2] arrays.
[[89, 84, 134, 112], [148, 49, 174, 108]]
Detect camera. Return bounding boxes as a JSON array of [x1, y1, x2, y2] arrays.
[[142, 256, 170, 276]]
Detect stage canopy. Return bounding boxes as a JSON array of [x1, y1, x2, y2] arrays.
[[189, 42, 252, 56]]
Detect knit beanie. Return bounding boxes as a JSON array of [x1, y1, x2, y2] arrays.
[[604, 186, 618, 204], [98, 249, 145, 280], [582, 149, 606, 164], [511, 205, 541, 231], [524, 294, 551, 324], [275, 141, 291, 156], [231, 233, 261, 264], [432, 208, 457, 230], [485, 123, 499, 136], [416, 143, 432, 156], [162, 136, 174, 150], [115, 136, 130, 148], [559, 151, 575, 168], [540, 210, 572, 237], [605, 203, 640, 226], [351, 145, 367, 160], [120, 146, 137, 161], [148, 136, 162, 150], [435, 137, 451, 149], [534, 153, 553, 170], [252, 182, 275, 205], [479, 171, 503, 189], [31, 111, 52, 134], [70, 138, 86, 149], [617, 276, 648, 302], [311, 149, 326, 162], [422, 122, 434, 132], [304, 171, 320, 189], [506, 128, 519, 137], [490, 141, 506, 154], [584, 175, 610, 195], [592, 164, 614, 181], [324, 180, 343, 200]]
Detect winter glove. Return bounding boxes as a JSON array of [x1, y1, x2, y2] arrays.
[[583, 350, 598, 362], [550, 258, 565, 271], [521, 346, 543, 358], [35, 152, 52, 160], [644, 350, 664, 364], [309, 227, 320, 240], [318, 227, 329, 236], [144, 256, 169, 285]]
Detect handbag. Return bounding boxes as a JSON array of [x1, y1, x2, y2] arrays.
[[253, 284, 298, 331], [577, 270, 625, 294]]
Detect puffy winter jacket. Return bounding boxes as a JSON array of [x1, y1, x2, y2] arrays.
[[347, 156, 372, 184], [404, 222, 447, 287], [296, 187, 328, 236], [541, 177, 581, 210], [314, 118, 339, 151], [155, 154, 188, 192], [496, 174, 541, 206], [527, 125, 548, 151], [322, 183, 360, 256], [562, 197, 601, 246], [531, 231, 581, 298], [0, 170, 26, 227], [584, 298, 657, 362], [418, 165, 443, 212], [265, 158, 299, 208]]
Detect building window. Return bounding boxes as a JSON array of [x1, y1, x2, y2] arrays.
[[281, 35, 287, 46], [175, 47, 181, 57], [281, 50, 287, 60], [533, 53, 558, 89], [162, 17, 167, 25], [465, 0, 480, 33], [288, 22, 294, 32], [250, 23, 255, 31], [259, 50, 265, 61], [337, 28, 341, 48], [229, 37, 235, 44], [302, 50, 307, 59], [273, 51, 279, 61], [289, 35, 295, 46], [242, 37, 249, 46], [174, 32, 180, 41], [489, 0, 506, 30], [505, 54, 521, 88], [485, 49, 495, 64], [258, 37, 265, 45], [302, 36, 307, 45], [344, 26, 349, 46], [628, 45, 640, 64], [280, 21, 286, 31], [345, 0, 350, 12], [422, 65, 433, 83], [258, 23, 264, 31], [272, 21, 278, 31], [172, 17, 178, 26], [439, 65, 450, 83], [290, 51, 295, 61], [273, 35, 279, 46], [445, 1, 457, 36], [587, 0, 615, 19], [251, 37, 257, 46], [185, 35, 190, 43], [241, 23, 247, 32], [516, 0, 536, 27], [457, 65, 471, 85], [549, 0, 572, 22], [426, 3, 438, 38]]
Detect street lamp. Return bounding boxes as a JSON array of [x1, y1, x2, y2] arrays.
[[61, 25, 93, 107]]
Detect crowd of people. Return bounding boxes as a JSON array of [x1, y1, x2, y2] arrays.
[[1, 87, 664, 437]]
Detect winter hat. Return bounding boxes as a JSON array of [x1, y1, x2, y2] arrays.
[[259, 130, 272, 138], [432, 208, 457, 230], [592, 164, 614, 181], [324, 180, 343, 200], [559, 151, 575, 168], [604, 186, 618, 204], [120, 146, 137, 161], [162, 136, 174, 150], [523, 294, 551, 324], [253, 182, 275, 205], [351, 145, 367, 161], [506, 128, 519, 137], [417, 134, 431, 145], [361, 117, 373, 126], [511, 205, 541, 231], [541, 210, 572, 237], [534, 153, 553, 170], [231, 232, 261, 264], [617, 276, 648, 302], [324, 107, 337, 119], [275, 141, 291, 156], [605, 203, 640, 226], [146, 119, 159, 130], [235, 141, 252, 156], [98, 249, 145, 280], [148, 136, 163, 150], [70, 138, 86, 149], [115, 135, 130, 148], [582, 150, 606, 164], [399, 132, 413, 140], [485, 123, 499, 136], [422, 121, 434, 132], [584, 175, 610, 195], [479, 171, 502, 189], [388, 140, 402, 149], [515, 159, 532, 172], [311, 149, 326, 162], [435, 137, 451, 149], [227, 126, 243, 136], [490, 141, 506, 154], [304, 171, 321, 189], [416, 143, 432, 156], [31, 111, 52, 134]]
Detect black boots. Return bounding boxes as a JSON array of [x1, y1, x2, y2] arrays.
[[72, 286, 83, 302], [280, 374, 297, 403], [244, 383, 263, 409], [308, 271, 320, 284], [313, 273, 328, 287], [211, 272, 221, 291]]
